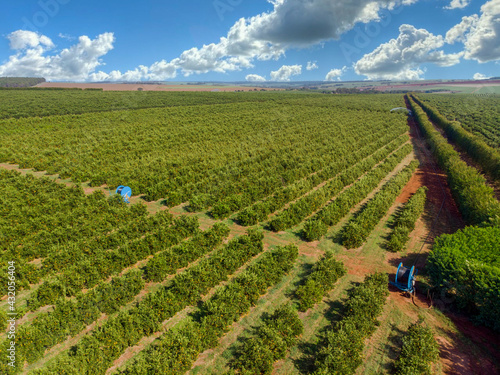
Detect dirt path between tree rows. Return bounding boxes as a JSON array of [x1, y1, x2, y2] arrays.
[[402, 97, 499, 375]]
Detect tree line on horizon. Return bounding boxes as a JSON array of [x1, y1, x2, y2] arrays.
[[0, 77, 46, 88]]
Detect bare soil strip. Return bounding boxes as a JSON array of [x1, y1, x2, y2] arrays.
[[401, 100, 499, 374]]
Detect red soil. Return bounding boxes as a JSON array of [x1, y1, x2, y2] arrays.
[[396, 167, 424, 204], [400, 98, 500, 375], [404, 97, 465, 234]]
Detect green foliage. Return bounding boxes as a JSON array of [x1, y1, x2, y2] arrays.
[[428, 226, 500, 331], [394, 319, 440, 375], [414, 94, 500, 181], [302, 219, 328, 241], [143, 222, 229, 282], [270, 133, 411, 233], [26, 214, 198, 309], [0, 90, 279, 119], [29, 231, 267, 374], [230, 303, 303, 374], [1, 92, 408, 214], [9, 270, 144, 364], [104, 244, 299, 375], [232, 337, 275, 375], [419, 93, 500, 149], [302, 142, 413, 242], [210, 194, 250, 219], [0, 309, 7, 331], [0, 169, 151, 292], [314, 319, 366, 375], [342, 161, 419, 249], [187, 193, 213, 212], [232, 117, 409, 223], [0, 92, 419, 374], [387, 186, 427, 252], [296, 252, 346, 311], [0, 77, 45, 88], [408, 95, 500, 225], [262, 131, 408, 231], [313, 273, 389, 374]]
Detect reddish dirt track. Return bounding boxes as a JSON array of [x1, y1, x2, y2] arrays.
[[395, 167, 423, 204], [403, 97, 500, 375], [404, 97, 464, 235], [427, 115, 500, 201]]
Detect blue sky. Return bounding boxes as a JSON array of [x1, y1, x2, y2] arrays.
[[0, 0, 499, 82]]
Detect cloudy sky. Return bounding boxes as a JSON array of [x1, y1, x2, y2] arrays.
[[0, 0, 499, 82]]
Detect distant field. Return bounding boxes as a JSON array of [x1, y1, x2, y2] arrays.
[[0, 92, 408, 196], [37, 82, 270, 91], [0, 89, 296, 119], [372, 80, 500, 94], [410, 85, 500, 94]]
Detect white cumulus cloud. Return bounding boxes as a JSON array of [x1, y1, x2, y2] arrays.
[[58, 33, 76, 41], [245, 74, 266, 82], [158, 0, 419, 77], [354, 24, 462, 80], [473, 72, 491, 80], [270, 65, 302, 81], [445, 0, 471, 10], [8, 30, 54, 50], [248, 0, 418, 46], [90, 60, 178, 82], [0, 31, 114, 81], [306, 61, 318, 70], [445, 15, 479, 44], [0, 1, 425, 81], [445, 0, 500, 63], [325, 66, 347, 81]]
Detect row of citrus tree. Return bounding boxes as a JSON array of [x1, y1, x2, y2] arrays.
[[31, 239, 294, 375], [1, 230, 264, 374], [312, 273, 389, 374], [302, 142, 413, 241], [6, 223, 230, 366], [0, 89, 293, 120], [387, 186, 427, 252], [0, 170, 144, 260], [0, 169, 149, 292], [428, 226, 500, 332], [269, 134, 411, 232], [237, 130, 408, 226], [412, 94, 500, 181], [116, 244, 298, 375], [142, 102, 407, 209], [341, 160, 419, 249], [408, 95, 500, 225], [208, 123, 403, 219], [409, 95, 500, 332], [228, 251, 347, 374], [418, 93, 500, 149], [1, 96, 408, 212], [26, 215, 200, 310]]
